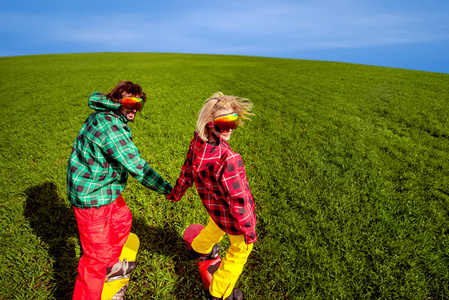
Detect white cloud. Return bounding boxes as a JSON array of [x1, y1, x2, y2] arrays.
[[1, 0, 448, 55], [177, 0, 449, 48]]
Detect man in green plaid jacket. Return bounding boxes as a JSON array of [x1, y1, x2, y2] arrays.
[[67, 81, 172, 299]]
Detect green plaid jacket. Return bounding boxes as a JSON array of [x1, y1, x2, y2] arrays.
[[67, 92, 172, 208]]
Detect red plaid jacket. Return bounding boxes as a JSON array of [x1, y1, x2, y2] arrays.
[[167, 132, 257, 244]]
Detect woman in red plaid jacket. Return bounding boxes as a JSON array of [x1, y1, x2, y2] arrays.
[[167, 92, 256, 300]]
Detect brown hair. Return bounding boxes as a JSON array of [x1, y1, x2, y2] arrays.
[[105, 81, 147, 103], [197, 92, 253, 141]]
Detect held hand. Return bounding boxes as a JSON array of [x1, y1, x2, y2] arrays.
[[244, 230, 257, 244], [166, 189, 175, 201]]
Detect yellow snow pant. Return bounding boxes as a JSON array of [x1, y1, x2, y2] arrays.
[[191, 216, 254, 299]]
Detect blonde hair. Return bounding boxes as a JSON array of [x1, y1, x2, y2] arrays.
[[197, 92, 253, 141]]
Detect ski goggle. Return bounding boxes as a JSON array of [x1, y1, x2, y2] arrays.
[[213, 113, 239, 133], [121, 97, 145, 112]]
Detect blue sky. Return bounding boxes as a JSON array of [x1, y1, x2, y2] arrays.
[[1, 0, 449, 73]]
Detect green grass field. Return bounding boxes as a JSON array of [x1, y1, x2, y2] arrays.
[[0, 53, 448, 299]]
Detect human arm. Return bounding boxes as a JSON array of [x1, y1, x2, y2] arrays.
[[221, 153, 257, 244], [102, 120, 172, 195]]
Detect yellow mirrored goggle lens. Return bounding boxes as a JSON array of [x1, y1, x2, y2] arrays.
[[214, 113, 239, 132], [121, 97, 144, 112]]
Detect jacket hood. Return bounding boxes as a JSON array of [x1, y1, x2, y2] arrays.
[[88, 92, 121, 112], [191, 132, 229, 172]]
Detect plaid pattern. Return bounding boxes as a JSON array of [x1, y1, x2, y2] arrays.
[[67, 92, 172, 208], [167, 132, 257, 244]]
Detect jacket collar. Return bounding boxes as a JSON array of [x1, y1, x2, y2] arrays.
[[191, 132, 229, 172]]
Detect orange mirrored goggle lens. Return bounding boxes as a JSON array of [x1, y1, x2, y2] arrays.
[[121, 97, 144, 112], [214, 113, 239, 132]]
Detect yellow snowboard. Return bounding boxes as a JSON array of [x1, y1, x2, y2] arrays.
[[101, 233, 140, 300]]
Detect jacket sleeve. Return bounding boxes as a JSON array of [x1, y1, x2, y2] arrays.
[[167, 146, 195, 202], [221, 153, 257, 244], [102, 121, 172, 195]]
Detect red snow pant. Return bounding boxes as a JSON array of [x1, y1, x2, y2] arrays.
[[72, 195, 132, 300]]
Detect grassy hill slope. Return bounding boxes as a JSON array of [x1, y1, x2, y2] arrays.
[[0, 53, 448, 299]]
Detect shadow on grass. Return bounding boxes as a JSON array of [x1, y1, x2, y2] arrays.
[[24, 181, 79, 300], [23, 182, 199, 299], [131, 216, 203, 299]]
